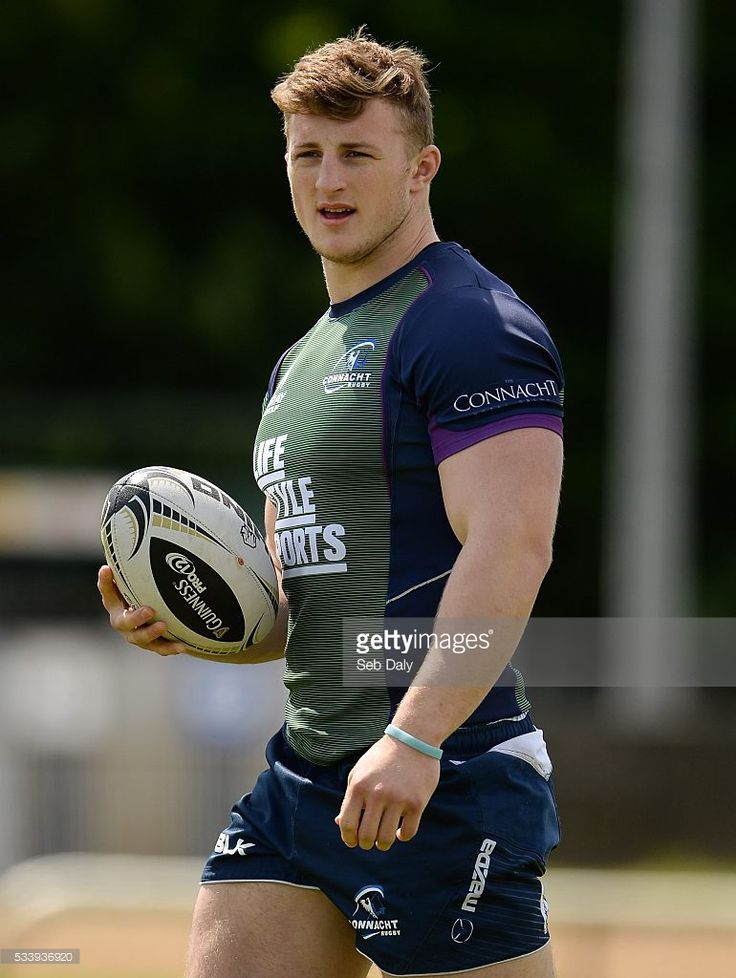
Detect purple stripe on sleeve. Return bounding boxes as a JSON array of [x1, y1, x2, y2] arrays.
[[430, 413, 563, 465]]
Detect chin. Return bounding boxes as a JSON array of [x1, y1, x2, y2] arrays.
[[318, 249, 366, 265], [312, 236, 382, 266]]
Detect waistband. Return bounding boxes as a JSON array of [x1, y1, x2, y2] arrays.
[[441, 712, 535, 758], [277, 713, 536, 776]]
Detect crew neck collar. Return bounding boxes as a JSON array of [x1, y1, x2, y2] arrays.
[[327, 241, 449, 318]]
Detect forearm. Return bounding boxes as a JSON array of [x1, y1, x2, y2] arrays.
[[391, 537, 551, 747]]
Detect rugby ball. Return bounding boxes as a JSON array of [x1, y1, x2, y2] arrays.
[[100, 466, 278, 655]]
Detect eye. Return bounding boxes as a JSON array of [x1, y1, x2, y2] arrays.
[[345, 150, 370, 158], [293, 151, 320, 160]]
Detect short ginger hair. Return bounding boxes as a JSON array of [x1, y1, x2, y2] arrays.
[[271, 29, 434, 151]]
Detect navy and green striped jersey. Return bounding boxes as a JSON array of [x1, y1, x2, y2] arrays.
[[253, 242, 564, 764]]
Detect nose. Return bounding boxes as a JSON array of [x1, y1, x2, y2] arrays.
[[315, 153, 346, 194]]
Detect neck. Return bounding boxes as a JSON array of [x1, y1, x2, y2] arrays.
[[322, 213, 439, 305]]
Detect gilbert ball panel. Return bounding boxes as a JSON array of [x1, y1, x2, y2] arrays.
[[100, 466, 278, 655]]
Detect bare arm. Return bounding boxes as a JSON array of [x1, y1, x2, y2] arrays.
[[97, 498, 289, 664], [391, 426, 563, 742], [336, 427, 563, 849]]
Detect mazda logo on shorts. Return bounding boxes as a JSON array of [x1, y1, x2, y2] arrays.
[[451, 918, 474, 943]]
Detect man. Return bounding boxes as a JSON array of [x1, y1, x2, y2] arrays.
[[98, 30, 564, 978]]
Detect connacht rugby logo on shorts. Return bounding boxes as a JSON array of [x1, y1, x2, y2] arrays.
[[323, 340, 375, 394], [351, 884, 401, 939]]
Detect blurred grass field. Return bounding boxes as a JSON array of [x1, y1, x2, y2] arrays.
[[2, 855, 736, 978], [3, 909, 736, 978]]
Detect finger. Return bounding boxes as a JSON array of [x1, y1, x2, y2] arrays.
[[396, 808, 423, 843], [356, 799, 384, 851], [118, 605, 160, 632], [335, 786, 365, 848], [137, 636, 186, 656], [97, 565, 126, 615], [97, 568, 156, 632], [375, 804, 404, 852], [123, 619, 171, 647]]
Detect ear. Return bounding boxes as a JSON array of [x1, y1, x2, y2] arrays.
[[409, 145, 441, 191]]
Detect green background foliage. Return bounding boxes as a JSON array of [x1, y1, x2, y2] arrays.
[[2, 0, 734, 614]]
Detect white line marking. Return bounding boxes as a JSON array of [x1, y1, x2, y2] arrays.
[[386, 569, 452, 605], [275, 514, 317, 529], [257, 471, 286, 489], [282, 563, 347, 579]]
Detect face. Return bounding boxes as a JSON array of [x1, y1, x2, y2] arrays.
[[285, 99, 427, 266]]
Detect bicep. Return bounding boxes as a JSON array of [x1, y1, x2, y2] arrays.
[[438, 428, 563, 554]]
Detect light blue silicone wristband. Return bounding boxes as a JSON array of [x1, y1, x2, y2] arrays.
[[384, 723, 443, 760]]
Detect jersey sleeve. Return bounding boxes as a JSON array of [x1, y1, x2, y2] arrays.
[[261, 346, 293, 416], [398, 287, 564, 465]]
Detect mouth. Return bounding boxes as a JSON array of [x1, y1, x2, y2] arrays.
[[318, 205, 356, 225]]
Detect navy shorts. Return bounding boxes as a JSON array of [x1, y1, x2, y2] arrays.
[[201, 716, 560, 976]]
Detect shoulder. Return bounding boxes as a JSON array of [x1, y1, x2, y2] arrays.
[[396, 245, 559, 367], [417, 241, 516, 294]]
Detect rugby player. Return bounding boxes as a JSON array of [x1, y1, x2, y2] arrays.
[[98, 30, 564, 978]]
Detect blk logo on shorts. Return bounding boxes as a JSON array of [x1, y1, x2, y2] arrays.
[[214, 832, 255, 857]]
